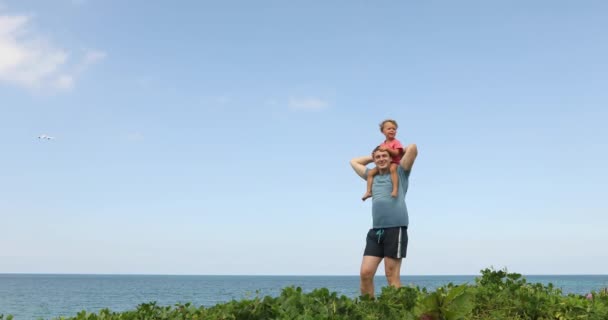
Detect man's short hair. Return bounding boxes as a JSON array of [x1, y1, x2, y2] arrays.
[[372, 146, 389, 157]]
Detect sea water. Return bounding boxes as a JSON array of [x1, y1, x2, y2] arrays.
[[1, 274, 607, 319]]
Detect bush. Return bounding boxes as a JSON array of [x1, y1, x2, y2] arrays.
[[2, 269, 607, 320]]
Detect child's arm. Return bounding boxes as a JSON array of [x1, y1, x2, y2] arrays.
[[379, 145, 404, 158]]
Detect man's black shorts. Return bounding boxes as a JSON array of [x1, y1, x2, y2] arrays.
[[363, 226, 408, 259]]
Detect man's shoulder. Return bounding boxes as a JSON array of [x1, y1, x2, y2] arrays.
[[397, 165, 410, 177]]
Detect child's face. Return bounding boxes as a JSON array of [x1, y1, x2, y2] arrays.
[[382, 122, 397, 140]]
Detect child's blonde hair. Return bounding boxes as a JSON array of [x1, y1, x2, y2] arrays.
[[379, 119, 398, 132]]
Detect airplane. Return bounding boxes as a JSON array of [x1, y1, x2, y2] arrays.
[[38, 134, 55, 140]]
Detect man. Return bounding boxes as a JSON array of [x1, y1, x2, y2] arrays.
[[350, 143, 418, 297]]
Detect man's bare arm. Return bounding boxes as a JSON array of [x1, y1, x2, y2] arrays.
[[350, 155, 373, 180], [400, 144, 418, 172]]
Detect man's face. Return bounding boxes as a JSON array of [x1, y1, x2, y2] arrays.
[[373, 150, 391, 170]]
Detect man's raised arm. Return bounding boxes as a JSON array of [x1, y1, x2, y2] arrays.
[[350, 155, 373, 180], [400, 144, 418, 172]]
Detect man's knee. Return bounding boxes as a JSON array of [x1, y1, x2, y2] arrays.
[[385, 269, 401, 287], [360, 268, 375, 281], [384, 259, 402, 280], [385, 267, 398, 280]]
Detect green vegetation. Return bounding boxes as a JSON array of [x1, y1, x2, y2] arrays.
[[2, 269, 608, 320]]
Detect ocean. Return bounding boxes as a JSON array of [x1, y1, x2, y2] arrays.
[[1, 274, 607, 319]]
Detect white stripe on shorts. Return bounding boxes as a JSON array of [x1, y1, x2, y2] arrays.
[[397, 227, 402, 259]]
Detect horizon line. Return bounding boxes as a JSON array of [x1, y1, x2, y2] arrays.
[[2, 272, 607, 277]]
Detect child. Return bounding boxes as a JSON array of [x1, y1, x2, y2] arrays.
[[362, 119, 404, 201]]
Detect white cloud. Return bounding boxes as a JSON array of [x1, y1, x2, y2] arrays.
[[0, 12, 105, 91], [127, 132, 144, 142], [68, 49, 107, 87], [214, 96, 231, 105], [197, 95, 233, 109], [82, 50, 106, 67], [264, 99, 279, 107], [54, 74, 74, 90], [288, 97, 329, 111]]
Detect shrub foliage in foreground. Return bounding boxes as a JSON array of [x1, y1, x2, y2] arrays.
[[2, 268, 608, 320]]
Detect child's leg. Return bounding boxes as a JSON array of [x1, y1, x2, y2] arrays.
[[390, 163, 399, 198], [362, 167, 378, 201]]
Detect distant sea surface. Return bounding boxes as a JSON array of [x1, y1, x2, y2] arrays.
[[2, 274, 608, 319]]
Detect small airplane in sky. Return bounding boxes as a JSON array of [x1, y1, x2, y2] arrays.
[[38, 134, 55, 140]]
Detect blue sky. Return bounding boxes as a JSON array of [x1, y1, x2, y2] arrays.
[[1, 0, 606, 276]]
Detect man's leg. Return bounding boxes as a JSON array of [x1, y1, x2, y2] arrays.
[[360, 255, 382, 297], [384, 257, 403, 287]]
